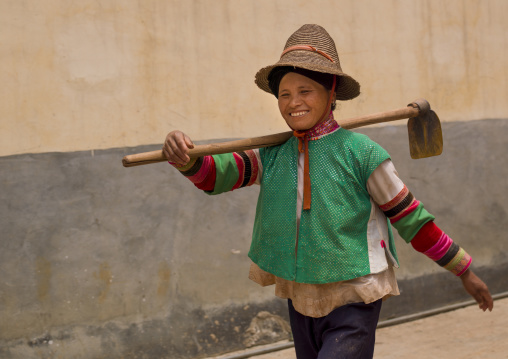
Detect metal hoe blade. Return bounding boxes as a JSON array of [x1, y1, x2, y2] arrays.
[[407, 109, 443, 159]]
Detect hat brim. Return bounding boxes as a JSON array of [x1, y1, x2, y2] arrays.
[[255, 51, 360, 101]]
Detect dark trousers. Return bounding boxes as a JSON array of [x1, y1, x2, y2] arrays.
[[288, 299, 382, 359]]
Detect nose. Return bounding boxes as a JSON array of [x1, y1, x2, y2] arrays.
[[289, 94, 302, 108]]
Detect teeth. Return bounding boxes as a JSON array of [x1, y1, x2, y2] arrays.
[[290, 111, 308, 117]]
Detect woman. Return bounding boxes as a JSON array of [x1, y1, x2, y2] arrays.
[[163, 24, 493, 359]]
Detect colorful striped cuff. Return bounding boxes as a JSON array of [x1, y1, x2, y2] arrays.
[[232, 150, 259, 190], [423, 234, 472, 276], [424, 232, 453, 261], [380, 185, 410, 212], [411, 221, 472, 276], [171, 157, 199, 173], [444, 248, 472, 276], [170, 156, 217, 191], [379, 185, 420, 224]]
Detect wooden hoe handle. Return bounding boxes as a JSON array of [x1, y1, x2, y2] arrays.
[[122, 100, 424, 168]]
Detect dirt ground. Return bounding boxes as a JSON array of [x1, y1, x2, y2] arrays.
[[212, 297, 508, 359]]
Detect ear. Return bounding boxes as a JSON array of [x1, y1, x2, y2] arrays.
[[328, 90, 336, 104], [330, 91, 337, 111]]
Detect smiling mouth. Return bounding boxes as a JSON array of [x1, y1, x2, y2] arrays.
[[290, 111, 309, 117]]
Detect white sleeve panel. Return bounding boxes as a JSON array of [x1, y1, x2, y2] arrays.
[[366, 159, 405, 206]]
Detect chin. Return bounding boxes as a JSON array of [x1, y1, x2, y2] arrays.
[[293, 125, 311, 131], [287, 122, 314, 131], [284, 119, 311, 131]]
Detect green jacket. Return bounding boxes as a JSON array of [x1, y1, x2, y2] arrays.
[[249, 129, 399, 284]]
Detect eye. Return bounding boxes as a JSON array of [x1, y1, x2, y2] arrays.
[[279, 93, 289, 98]]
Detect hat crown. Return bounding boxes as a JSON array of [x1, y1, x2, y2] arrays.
[[283, 24, 342, 70]]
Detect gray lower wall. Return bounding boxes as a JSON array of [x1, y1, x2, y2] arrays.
[[1, 119, 507, 358]]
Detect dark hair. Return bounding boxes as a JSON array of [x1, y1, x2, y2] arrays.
[[268, 67, 338, 111]]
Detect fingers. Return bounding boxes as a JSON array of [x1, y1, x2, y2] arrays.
[[163, 131, 194, 166], [183, 134, 195, 150], [476, 283, 494, 312], [479, 291, 494, 312], [476, 294, 487, 311], [473, 287, 487, 311]]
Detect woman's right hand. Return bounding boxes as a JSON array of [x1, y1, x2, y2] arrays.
[[162, 131, 195, 166]]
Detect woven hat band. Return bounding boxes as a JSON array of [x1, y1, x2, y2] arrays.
[[280, 45, 335, 63]]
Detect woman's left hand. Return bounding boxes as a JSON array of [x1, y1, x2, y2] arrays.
[[460, 269, 494, 311]]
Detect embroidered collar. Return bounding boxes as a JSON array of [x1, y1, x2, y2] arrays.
[[305, 112, 340, 141]]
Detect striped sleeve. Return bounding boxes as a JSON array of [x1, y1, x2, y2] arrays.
[[170, 149, 260, 195], [367, 160, 434, 242], [367, 159, 472, 276]]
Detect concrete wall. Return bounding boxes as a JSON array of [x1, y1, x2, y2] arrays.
[[1, 1, 508, 358]]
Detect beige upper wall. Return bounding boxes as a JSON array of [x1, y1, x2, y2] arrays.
[[1, 0, 507, 156]]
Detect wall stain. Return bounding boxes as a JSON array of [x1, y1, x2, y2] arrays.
[[243, 311, 291, 348], [157, 261, 171, 297], [93, 262, 112, 303], [36, 257, 52, 302]]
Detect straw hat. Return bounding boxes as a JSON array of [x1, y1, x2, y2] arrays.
[[255, 24, 360, 101]]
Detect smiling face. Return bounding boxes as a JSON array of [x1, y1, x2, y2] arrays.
[[277, 72, 334, 131]]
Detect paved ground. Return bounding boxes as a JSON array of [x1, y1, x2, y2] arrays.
[[211, 296, 508, 359]]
